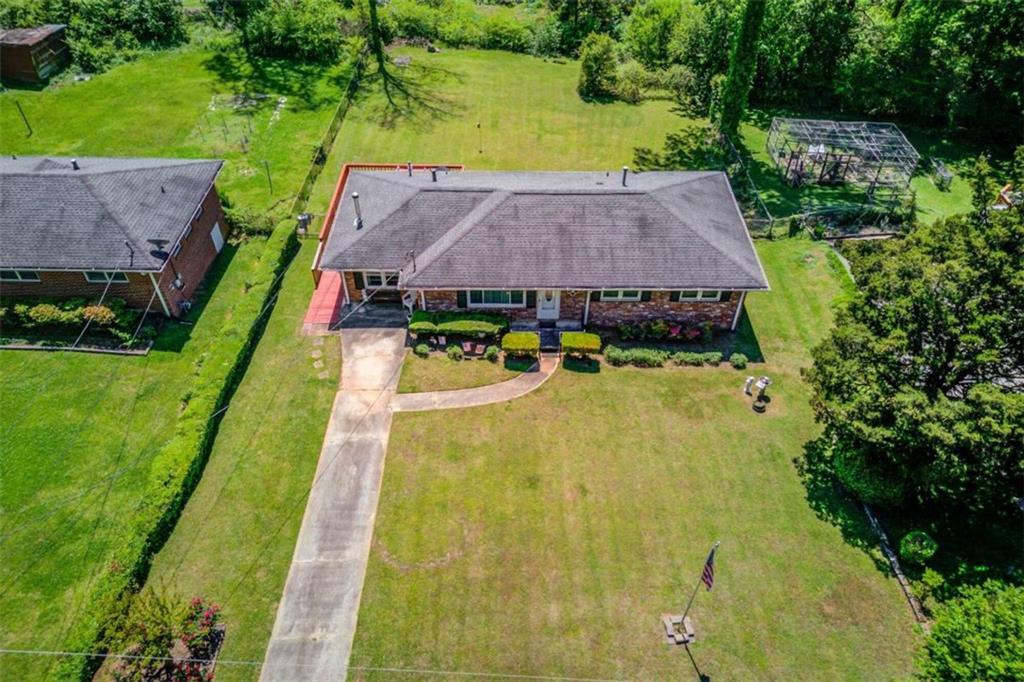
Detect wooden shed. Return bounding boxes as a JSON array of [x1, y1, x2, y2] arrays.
[[0, 24, 69, 84]]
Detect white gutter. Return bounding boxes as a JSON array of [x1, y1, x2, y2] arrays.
[[731, 291, 746, 331], [148, 272, 172, 317]]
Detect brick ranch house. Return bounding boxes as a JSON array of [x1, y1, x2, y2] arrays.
[[0, 156, 228, 318], [311, 165, 769, 330]]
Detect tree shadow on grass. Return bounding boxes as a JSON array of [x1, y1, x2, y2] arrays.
[[355, 60, 465, 131], [795, 436, 891, 575], [201, 48, 345, 112]]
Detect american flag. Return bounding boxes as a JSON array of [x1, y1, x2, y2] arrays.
[[701, 544, 718, 591]]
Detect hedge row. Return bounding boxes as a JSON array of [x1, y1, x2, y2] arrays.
[[52, 221, 299, 681], [408, 310, 509, 338], [604, 345, 743, 368]]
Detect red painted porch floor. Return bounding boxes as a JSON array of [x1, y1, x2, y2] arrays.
[[303, 271, 343, 329]]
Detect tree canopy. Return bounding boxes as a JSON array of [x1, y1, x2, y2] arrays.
[[806, 192, 1024, 516]]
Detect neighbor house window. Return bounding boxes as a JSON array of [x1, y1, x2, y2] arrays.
[[677, 290, 720, 301], [0, 270, 40, 282], [600, 290, 641, 302], [363, 271, 399, 288], [468, 290, 525, 307], [84, 271, 129, 283]]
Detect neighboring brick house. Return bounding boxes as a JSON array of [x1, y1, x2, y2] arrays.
[[314, 166, 769, 331], [0, 156, 228, 317]]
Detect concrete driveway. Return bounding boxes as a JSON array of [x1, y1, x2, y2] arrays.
[[260, 325, 406, 681]]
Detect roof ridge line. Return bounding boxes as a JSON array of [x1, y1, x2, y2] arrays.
[[79, 175, 151, 267], [402, 191, 513, 286], [647, 175, 764, 282]]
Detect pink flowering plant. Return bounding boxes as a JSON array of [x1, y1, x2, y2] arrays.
[[180, 597, 222, 659]]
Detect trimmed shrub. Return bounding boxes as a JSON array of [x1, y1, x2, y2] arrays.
[[502, 331, 540, 357], [413, 342, 430, 358], [83, 304, 117, 326], [54, 219, 300, 681], [225, 205, 275, 238], [899, 531, 938, 565], [605, 345, 669, 367], [700, 351, 722, 365], [729, 352, 748, 369], [672, 351, 704, 366], [446, 344, 464, 361], [484, 345, 500, 362], [560, 331, 601, 357], [409, 310, 509, 338]]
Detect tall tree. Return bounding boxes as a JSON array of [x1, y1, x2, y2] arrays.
[[716, 0, 765, 137], [806, 197, 1024, 515]]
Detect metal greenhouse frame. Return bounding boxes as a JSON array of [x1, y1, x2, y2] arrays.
[[766, 117, 920, 203]]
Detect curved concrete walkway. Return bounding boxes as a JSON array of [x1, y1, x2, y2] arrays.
[[390, 353, 560, 412]]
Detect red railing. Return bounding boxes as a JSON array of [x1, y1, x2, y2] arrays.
[[311, 162, 465, 286]]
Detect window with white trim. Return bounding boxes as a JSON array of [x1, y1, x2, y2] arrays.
[[0, 270, 40, 282], [468, 290, 525, 307], [599, 290, 641, 302], [363, 271, 399, 288], [84, 271, 129, 283], [677, 289, 720, 301]]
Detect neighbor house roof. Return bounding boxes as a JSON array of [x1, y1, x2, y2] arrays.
[[0, 155, 223, 272], [0, 24, 65, 47], [319, 169, 769, 291]]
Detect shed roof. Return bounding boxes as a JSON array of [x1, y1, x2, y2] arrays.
[[0, 155, 222, 271], [0, 24, 65, 46], [320, 169, 769, 290]]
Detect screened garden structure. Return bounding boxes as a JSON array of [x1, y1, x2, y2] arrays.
[[766, 118, 920, 203]]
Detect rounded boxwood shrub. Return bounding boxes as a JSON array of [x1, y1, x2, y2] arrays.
[[730, 352, 748, 369], [899, 531, 938, 565], [446, 344, 464, 361], [833, 446, 906, 507], [484, 345, 500, 362], [414, 343, 430, 358]]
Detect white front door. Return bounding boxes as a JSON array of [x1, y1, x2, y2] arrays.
[[537, 289, 560, 320], [210, 222, 225, 253]]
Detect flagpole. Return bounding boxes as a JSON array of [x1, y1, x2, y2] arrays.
[[682, 541, 720, 620]]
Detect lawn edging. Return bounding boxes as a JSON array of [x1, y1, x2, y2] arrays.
[[52, 223, 299, 681]]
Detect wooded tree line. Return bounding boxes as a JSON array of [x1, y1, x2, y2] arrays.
[[582, 0, 1022, 141]]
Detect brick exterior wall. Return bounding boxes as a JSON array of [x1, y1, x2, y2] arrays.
[[415, 289, 739, 329], [587, 291, 740, 329], [0, 271, 159, 309], [159, 186, 228, 315], [0, 185, 227, 318]]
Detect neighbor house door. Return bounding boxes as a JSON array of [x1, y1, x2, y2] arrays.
[[210, 222, 225, 253], [537, 289, 560, 320]]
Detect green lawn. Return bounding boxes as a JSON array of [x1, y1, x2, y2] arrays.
[[0, 242, 262, 680], [307, 48, 686, 216], [349, 237, 920, 681], [397, 352, 524, 394], [0, 46, 350, 215], [143, 240, 341, 681], [0, 45, 347, 678]]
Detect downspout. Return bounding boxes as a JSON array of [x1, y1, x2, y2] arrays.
[[583, 291, 591, 327], [149, 272, 172, 317], [419, 289, 426, 310], [731, 291, 746, 331], [341, 270, 351, 306]]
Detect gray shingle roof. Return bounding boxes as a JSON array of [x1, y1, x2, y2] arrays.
[[319, 169, 768, 290], [0, 155, 222, 271]]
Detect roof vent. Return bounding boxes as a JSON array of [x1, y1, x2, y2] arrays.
[[621, 166, 628, 187], [407, 161, 413, 177], [71, 158, 79, 170], [160, 185, 166, 194], [352, 192, 363, 230], [430, 168, 437, 183]]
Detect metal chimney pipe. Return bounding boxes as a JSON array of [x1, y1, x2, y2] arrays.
[[621, 166, 628, 187], [71, 158, 79, 170], [430, 168, 437, 182], [352, 192, 363, 230], [407, 161, 413, 177]]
